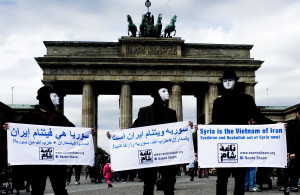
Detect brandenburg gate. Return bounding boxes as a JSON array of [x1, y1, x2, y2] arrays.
[[35, 36, 262, 149]]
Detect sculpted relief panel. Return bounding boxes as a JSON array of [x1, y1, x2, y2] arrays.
[[126, 45, 177, 55], [44, 67, 255, 83]]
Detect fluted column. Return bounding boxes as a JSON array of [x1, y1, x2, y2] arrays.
[[169, 83, 183, 121], [81, 83, 97, 151], [205, 83, 218, 124], [93, 94, 98, 152], [245, 83, 256, 99], [120, 83, 132, 129]]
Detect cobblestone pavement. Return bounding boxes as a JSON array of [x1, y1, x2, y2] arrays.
[[15, 174, 289, 195]]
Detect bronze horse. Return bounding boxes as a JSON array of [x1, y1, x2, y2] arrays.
[[164, 15, 177, 37], [127, 15, 137, 37], [154, 13, 162, 37]]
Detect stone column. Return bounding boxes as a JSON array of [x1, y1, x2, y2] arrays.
[[93, 94, 98, 152], [169, 83, 183, 121], [205, 83, 218, 124], [120, 83, 132, 129], [245, 83, 256, 99], [81, 83, 97, 151]]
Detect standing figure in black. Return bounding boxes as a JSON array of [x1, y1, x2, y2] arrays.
[[131, 86, 178, 195], [4, 86, 75, 195], [282, 106, 300, 194], [107, 86, 189, 195], [23, 86, 75, 195], [211, 69, 273, 195], [107, 86, 193, 194]]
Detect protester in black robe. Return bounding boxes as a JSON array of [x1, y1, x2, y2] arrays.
[[211, 69, 273, 195], [131, 87, 178, 195]]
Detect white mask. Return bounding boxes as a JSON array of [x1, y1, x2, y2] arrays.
[[158, 88, 169, 102], [50, 93, 60, 107], [223, 78, 236, 90]]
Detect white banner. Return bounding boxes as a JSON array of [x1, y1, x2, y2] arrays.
[[197, 124, 287, 168], [110, 121, 195, 171], [7, 123, 94, 166]]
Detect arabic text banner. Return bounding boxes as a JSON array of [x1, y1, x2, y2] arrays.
[[7, 123, 94, 166], [110, 121, 195, 171], [197, 124, 287, 168]]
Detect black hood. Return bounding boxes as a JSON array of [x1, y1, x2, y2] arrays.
[[36, 86, 56, 112], [151, 87, 169, 124], [151, 86, 169, 107]]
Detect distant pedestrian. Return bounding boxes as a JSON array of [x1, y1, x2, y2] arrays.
[[94, 153, 102, 183], [74, 165, 82, 185], [66, 165, 73, 185], [103, 160, 113, 188], [245, 167, 261, 192], [189, 153, 197, 181]]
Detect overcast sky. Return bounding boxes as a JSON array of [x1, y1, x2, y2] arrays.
[[1, 0, 300, 153]]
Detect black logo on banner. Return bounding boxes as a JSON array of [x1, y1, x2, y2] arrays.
[[139, 149, 153, 164], [39, 147, 54, 160], [218, 143, 238, 163]]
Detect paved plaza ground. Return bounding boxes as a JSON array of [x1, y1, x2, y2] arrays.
[[13, 173, 293, 195]]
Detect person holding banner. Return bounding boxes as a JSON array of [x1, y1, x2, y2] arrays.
[[131, 86, 178, 195], [282, 106, 300, 193], [210, 69, 274, 195], [107, 86, 194, 195], [3, 86, 75, 195]]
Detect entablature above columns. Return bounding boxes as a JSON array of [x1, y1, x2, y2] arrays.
[[40, 66, 258, 84]]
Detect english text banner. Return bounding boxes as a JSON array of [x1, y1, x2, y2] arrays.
[[110, 121, 195, 171], [7, 123, 94, 166], [197, 124, 287, 168]]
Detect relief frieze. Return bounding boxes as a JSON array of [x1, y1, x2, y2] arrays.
[[77, 69, 87, 74], [156, 69, 163, 75], [44, 67, 221, 77], [126, 45, 177, 55], [89, 69, 97, 74], [141, 69, 149, 75], [128, 68, 137, 75], [117, 69, 124, 74], [50, 69, 58, 74], [63, 69, 72, 74], [179, 69, 186, 75]]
